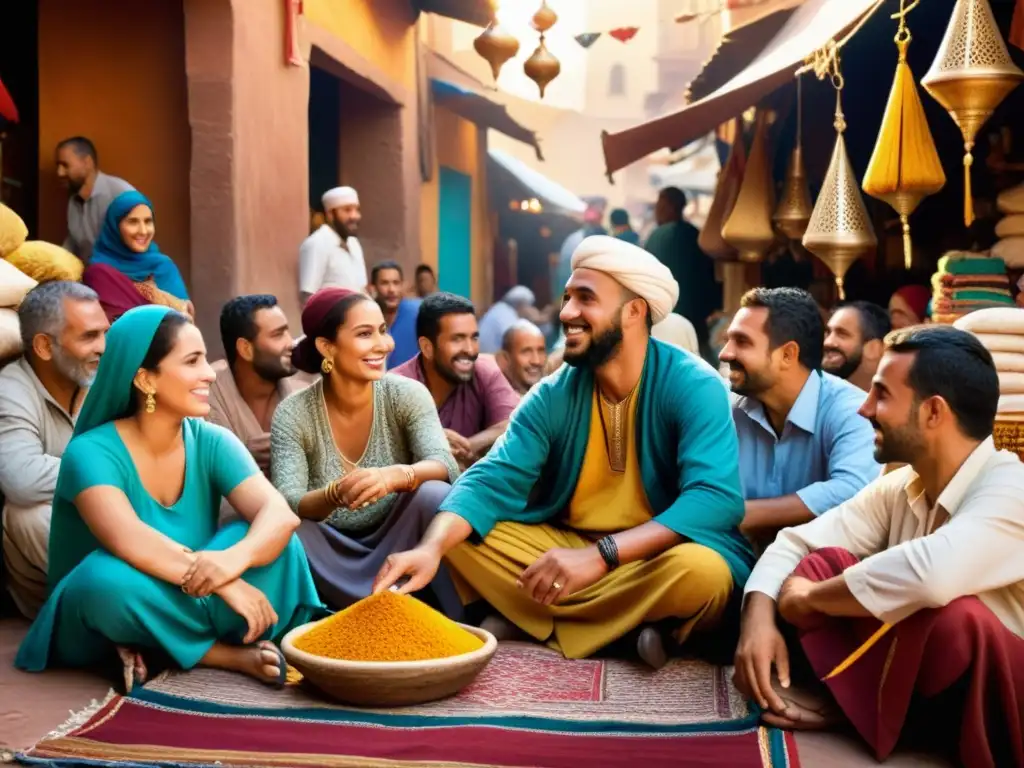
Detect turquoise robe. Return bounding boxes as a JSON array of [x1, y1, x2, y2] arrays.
[[15, 305, 321, 673], [443, 339, 754, 585]]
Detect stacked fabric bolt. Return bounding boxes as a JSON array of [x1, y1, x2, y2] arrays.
[[954, 307, 1024, 459], [930, 251, 1013, 325], [994, 182, 1024, 274]]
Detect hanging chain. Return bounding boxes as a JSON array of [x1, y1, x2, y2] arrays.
[[831, 53, 847, 135]]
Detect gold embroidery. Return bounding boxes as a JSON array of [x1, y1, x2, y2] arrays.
[[597, 380, 639, 474]]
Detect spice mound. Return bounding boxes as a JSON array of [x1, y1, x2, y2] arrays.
[[293, 590, 484, 662]]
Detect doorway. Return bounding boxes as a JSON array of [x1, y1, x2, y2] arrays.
[[438, 166, 472, 299]]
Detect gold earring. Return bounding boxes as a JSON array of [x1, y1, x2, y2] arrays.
[[145, 392, 156, 414], [321, 358, 334, 375]]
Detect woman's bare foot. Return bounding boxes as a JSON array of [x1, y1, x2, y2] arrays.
[[116, 646, 148, 693], [200, 641, 287, 687]]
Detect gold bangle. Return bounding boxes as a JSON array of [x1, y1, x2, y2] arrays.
[[403, 465, 416, 491], [325, 480, 341, 508]]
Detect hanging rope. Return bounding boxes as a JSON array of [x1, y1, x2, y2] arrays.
[[795, 0, 887, 81]]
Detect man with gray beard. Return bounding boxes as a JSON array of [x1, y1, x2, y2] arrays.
[[0, 281, 108, 616]]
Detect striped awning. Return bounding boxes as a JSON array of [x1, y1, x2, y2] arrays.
[[601, 0, 882, 178]]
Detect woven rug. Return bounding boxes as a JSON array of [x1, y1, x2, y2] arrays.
[[20, 643, 800, 768]]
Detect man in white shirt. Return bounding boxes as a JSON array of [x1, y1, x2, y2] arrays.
[[298, 186, 368, 306], [735, 325, 1024, 767]]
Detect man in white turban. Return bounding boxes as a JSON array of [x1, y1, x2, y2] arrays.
[[298, 186, 368, 305], [376, 235, 752, 670]]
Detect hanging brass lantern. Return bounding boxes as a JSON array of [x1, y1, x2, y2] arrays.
[[525, 2, 560, 98], [803, 78, 877, 301], [524, 37, 560, 97], [474, 23, 520, 81], [722, 109, 775, 262], [921, 0, 1024, 227], [863, 6, 945, 271], [699, 118, 746, 260], [773, 77, 813, 240], [531, 0, 558, 33]]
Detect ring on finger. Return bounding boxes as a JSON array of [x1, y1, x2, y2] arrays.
[[551, 581, 562, 591]]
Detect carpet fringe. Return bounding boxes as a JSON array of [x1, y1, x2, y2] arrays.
[[39, 688, 118, 741]]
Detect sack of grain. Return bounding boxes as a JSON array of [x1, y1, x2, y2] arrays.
[[5, 241, 84, 283], [0, 204, 28, 259], [0, 258, 38, 308]]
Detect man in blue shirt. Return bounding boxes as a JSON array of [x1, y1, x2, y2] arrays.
[[371, 260, 421, 368], [719, 288, 879, 540]]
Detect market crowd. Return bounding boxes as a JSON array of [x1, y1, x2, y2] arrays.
[[1, 135, 1022, 768]]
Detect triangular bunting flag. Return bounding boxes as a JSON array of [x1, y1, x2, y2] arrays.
[[609, 27, 639, 43], [574, 32, 601, 49]]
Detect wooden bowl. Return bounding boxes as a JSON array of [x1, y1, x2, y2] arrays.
[[994, 420, 1024, 461], [280, 622, 497, 707]]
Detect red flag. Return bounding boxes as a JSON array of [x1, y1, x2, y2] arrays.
[[608, 27, 639, 43], [1011, 0, 1024, 51], [0, 77, 18, 123]]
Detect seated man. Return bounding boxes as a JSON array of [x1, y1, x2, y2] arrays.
[[209, 295, 303, 477], [735, 326, 1024, 767], [376, 236, 752, 668], [496, 319, 547, 395], [0, 282, 108, 616], [392, 293, 519, 466], [822, 301, 891, 393], [719, 288, 878, 541], [370, 260, 421, 368]]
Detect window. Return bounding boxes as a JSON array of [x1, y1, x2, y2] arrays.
[[608, 63, 626, 97]]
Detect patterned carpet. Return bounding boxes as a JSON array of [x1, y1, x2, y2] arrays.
[[20, 643, 800, 767]]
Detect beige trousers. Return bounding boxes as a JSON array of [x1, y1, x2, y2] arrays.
[[2, 501, 51, 618]]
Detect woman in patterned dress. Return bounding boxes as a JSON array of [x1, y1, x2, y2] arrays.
[[270, 288, 462, 616]]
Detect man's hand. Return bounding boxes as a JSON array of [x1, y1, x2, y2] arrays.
[[246, 434, 272, 474], [373, 546, 443, 595], [216, 579, 278, 644], [444, 429, 474, 463], [733, 594, 793, 717], [518, 547, 607, 605], [182, 547, 250, 597], [777, 576, 819, 630]]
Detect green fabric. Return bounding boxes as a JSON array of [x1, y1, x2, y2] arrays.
[[939, 255, 1008, 275], [15, 305, 322, 673], [946, 290, 1013, 302], [442, 339, 754, 586]]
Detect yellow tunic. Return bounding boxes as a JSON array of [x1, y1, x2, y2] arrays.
[[446, 387, 733, 659]]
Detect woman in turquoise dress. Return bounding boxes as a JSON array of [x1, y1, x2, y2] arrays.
[[15, 305, 322, 688]]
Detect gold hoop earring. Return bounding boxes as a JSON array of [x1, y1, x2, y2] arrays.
[[145, 392, 156, 414], [321, 358, 334, 375]]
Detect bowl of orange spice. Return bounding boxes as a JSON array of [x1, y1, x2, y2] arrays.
[[281, 590, 497, 706]]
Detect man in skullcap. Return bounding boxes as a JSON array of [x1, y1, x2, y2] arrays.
[[376, 235, 752, 668], [298, 186, 368, 305]]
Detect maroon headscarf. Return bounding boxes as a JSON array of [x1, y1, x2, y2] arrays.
[[892, 285, 930, 322], [291, 287, 360, 373]]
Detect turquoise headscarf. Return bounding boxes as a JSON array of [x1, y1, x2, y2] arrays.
[[73, 305, 176, 437], [90, 190, 190, 300], [46, 306, 178, 589]]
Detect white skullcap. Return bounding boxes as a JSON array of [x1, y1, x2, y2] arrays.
[[570, 235, 679, 324], [503, 286, 536, 307], [322, 186, 359, 211], [652, 313, 700, 354]]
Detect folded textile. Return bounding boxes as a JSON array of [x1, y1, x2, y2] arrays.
[[999, 393, 1024, 413], [999, 371, 1024, 394], [996, 214, 1024, 238], [975, 333, 1024, 354], [991, 352, 1024, 372], [939, 274, 1010, 286], [954, 307, 1024, 335], [933, 288, 1013, 301], [937, 254, 1009, 275]]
